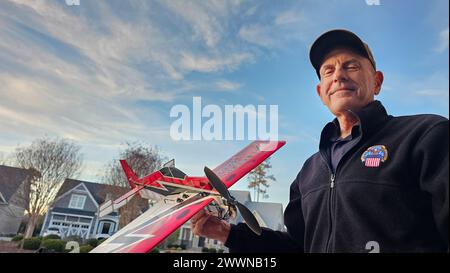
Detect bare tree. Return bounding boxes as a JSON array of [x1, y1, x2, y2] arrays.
[[14, 137, 83, 238], [102, 141, 165, 228], [247, 158, 276, 202]]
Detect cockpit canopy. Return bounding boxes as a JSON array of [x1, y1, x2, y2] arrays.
[[159, 167, 187, 179]]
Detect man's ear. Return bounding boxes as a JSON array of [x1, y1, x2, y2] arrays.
[[316, 84, 321, 98], [374, 71, 384, 95]]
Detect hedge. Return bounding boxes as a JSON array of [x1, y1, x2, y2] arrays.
[[43, 234, 61, 241], [79, 245, 94, 253], [150, 248, 160, 253], [40, 239, 66, 253], [22, 238, 42, 250], [11, 234, 24, 242], [85, 238, 99, 248]]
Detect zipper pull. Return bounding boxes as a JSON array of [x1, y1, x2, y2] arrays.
[[330, 174, 335, 188]]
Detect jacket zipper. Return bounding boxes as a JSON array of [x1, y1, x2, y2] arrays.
[[319, 152, 335, 253], [325, 172, 335, 252]]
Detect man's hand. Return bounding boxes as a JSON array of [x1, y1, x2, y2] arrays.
[[191, 209, 231, 243]]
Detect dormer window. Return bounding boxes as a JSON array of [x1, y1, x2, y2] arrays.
[[69, 194, 86, 210]]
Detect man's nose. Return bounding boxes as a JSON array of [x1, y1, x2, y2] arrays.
[[333, 67, 349, 82]]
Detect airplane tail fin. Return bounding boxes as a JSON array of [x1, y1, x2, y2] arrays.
[[120, 160, 140, 189], [98, 160, 146, 217]]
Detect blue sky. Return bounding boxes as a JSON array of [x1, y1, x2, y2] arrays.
[[0, 0, 448, 210]]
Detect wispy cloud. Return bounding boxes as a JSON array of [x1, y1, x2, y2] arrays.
[[0, 0, 261, 150], [215, 80, 242, 91], [180, 52, 253, 73], [0, 0, 307, 182], [412, 72, 449, 99], [239, 24, 279, 48], [275, 10, 304, 25], [415, 89, 448, 97], [238, 7, 312, 49]]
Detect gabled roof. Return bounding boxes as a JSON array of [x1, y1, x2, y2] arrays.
[[55, 178, 148, 210], [244, 202, 284, 230], [229, 190, 251, 204], [0, 165, 31, 204], [56, 179, 125, 205]]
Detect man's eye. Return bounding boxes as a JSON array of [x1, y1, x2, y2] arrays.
[[322, 69, 333, 76], [347, 65, 359, 71]]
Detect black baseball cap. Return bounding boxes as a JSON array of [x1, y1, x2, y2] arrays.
[[309, 29, 376, 78]]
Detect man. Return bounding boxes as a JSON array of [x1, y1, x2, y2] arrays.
[[191, 29, 449, 253]]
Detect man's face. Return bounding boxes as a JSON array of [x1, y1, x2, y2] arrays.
[[316, 48, 383, 116]]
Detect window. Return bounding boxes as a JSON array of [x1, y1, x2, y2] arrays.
[[68, 194, 86, 210], [98, 221, 115, 235], [159, 167, 187, 179], [182, 228, 191, 240], [198, 237, 205, 247], [53, 215, 65, 221], [101, 222, 111, 234]]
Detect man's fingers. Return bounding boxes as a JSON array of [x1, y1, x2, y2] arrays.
[[192, 213, 210, 236], [191, 209, 206, 224]]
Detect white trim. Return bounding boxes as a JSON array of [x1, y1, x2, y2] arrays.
[[77, 183, 99, 208], [73, 184, 87, 191], [252, 211, 268, 228], [68, 194, 86, 210], [52, 182, 99, 208], [98, 214, 118, 222], [40, 210, 51, 236], [52, 212, 94, 219], [0, 192, 7, 204], [47, 212, 94, 239], [93, 217, 99, 237], [52, 184, 83, 204], [83, 183, 99, 208], [97, 220, 116, 235]]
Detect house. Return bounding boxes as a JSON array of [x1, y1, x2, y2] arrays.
[[40, 178, 148, 240], [0, 165, 32, 236], [176, 190, 285, 252]]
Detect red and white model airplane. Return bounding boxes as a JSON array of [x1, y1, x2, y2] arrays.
[[90, 140, 285, 253]]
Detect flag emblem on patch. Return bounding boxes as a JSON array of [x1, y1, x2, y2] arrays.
[[361, 145, 388, 168]]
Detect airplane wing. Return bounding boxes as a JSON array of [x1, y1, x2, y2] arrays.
[[90, 193, 214, 253], [91, 140, 286, 253], [213, 140, 286, 188]]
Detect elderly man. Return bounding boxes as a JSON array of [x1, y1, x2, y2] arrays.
[[191, 29, 449, 253]]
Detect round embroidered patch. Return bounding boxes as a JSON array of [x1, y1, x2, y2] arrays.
[[361, 145, 388, 167]]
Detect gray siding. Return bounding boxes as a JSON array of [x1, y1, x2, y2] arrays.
[[8, 179, 30, 209], [0, 204, 25, 235], [53, 191, 97, 212]]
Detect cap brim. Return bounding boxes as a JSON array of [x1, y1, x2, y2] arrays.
[[309, 29, 373, 78]]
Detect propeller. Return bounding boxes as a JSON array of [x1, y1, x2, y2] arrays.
[[204, 166, 262, 236]]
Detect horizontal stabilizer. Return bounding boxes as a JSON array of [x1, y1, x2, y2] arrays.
[[97, 186, 144, 218]]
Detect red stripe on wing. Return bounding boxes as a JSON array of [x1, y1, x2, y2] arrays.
[[212, 140, 286, 188], [119, 196, 213, 253], [91, 194, 214, 253]]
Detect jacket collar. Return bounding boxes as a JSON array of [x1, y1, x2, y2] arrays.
[[319, 100, 390, 151], [352, 100, 390, 136]]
